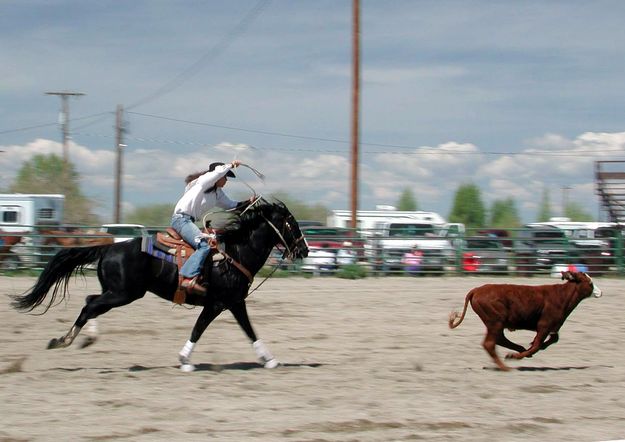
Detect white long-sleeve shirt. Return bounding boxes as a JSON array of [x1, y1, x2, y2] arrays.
[[173, 163, 238, 220]]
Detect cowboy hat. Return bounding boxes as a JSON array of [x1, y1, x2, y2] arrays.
[[209, 162, 236, 178]]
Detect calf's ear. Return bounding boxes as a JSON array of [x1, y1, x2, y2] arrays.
[[561, 271, 573, 281]]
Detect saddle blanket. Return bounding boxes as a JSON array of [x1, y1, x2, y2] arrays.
[[141, 236, 177, 264]]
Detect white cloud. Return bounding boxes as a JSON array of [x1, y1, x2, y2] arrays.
[[4, 2, 625, 224], [1, 130, 623, 223]]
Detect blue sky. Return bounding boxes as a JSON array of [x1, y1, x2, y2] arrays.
[[2, 0, 625, 223]]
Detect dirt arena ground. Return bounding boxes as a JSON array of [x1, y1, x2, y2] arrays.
[[1, 274, 624, 442]]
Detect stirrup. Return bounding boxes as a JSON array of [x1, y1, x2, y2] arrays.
[[180, 276, 206, 295]]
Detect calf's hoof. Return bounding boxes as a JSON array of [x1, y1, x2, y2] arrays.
[[505, 352, 525, 360]]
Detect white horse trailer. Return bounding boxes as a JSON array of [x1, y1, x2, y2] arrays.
[[0, 194, 65, 268], [0, 194, 65, 232]]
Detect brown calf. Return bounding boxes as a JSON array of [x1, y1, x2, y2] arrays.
[[449, 272, 602, 371]]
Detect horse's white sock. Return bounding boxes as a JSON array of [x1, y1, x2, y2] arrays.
[[253, 339, 274, 362], [180, 340, 195, 359]]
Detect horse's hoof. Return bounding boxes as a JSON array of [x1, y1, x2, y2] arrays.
[[264, 358, 280, 369], [180, 364, 195, 373], [47, 338, 60, 349]]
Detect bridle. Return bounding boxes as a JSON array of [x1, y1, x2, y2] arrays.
[[262, 212, 307, 260], [247, 209, 307, 297]]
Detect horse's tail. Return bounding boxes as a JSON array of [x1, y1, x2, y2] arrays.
[[11, 244, 113, 313], [448, 290, 475, 329]]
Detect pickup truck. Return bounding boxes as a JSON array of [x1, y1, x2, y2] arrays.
[[514, 224, 610, 276], [367, 220, 454, 274]]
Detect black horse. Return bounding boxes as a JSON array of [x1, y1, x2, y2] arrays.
[[12, 199, 308, 372]]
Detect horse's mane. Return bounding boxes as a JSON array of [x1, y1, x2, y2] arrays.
[[219, 199, 288, 244]]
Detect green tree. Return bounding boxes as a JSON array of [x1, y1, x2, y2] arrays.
[[126, 204, 172, 227], [537, 188, 552, 222], [9, 153, 98, 224], [449, 183, 486, 228], [396, 188, 418, 211], [490, 198, 521, 228], [564, 202, 594, 221], [125, 192, 331, 229], [270, 191, 329, 223]]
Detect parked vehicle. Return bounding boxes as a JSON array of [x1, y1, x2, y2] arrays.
[[99, 224, 149, 243], [595, 225, 624, 267], [300, 248, 340, 274], [368, 220, 454, 274], [476, 229, 513, 250], [297, 220, 324, 228], [328, 208, 462, 274], [301, 226, 363, 249], [460, 236, 509, 274], [514, 224, 609, 276], [300, 226, 359, 273], [328, 208, 464, 238]]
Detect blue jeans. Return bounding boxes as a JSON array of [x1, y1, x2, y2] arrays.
[[171, 213, 209, 278]]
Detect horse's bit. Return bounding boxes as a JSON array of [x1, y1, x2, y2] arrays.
[[262, 214, 306, 260]]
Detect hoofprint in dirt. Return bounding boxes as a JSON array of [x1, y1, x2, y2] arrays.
[[1, 275, 624, 442]]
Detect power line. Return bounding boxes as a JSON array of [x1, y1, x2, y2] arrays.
[[71, 130, 625, 158], [123, 112, 625, 157], [127, 0, 271, 110], [1, 1, 270, 138], [0, 111, 111, 136], [73, 111, 114, 131], [127, 111, 349, 143], [0, 121, 58, 135]]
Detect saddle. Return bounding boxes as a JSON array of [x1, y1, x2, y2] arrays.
[[147, 228, 254, 305], [153, 228, 224, 304], [155, 228, 195, 262], [155, 228, 224, 261]]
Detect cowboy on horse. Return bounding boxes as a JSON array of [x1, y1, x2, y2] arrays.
[[11, 164, 309, 371], [171, 160, 253, 295]]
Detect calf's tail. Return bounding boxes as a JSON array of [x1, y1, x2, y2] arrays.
[[448, 290, 475, 329], [11, 244, 112, 313]]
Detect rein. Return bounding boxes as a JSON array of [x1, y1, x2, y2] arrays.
[[261, 214, 305, 260], [220, 249, 254, 284], [247, 208, 305, 296], [247, 260, 282, 296]]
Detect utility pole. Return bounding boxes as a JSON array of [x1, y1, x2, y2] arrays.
[[350, 0, 360, 230], [45, 91, 85, 164], [114, 105, 125, 223], [45, 91, 85, 196]]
